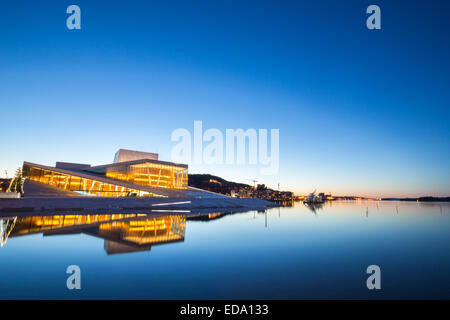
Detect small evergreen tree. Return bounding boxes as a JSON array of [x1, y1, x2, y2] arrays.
[[6, 168, 25, 194]]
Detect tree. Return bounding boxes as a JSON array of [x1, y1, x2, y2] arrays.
[[6, 168, 25, 194]]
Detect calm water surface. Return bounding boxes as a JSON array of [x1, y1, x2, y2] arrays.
[[0, 200, 449, 299]]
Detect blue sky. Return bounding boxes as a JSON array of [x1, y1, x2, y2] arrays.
[[0, 0, 449, 197]]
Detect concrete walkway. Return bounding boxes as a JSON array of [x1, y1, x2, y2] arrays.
[[0, 195, 277, 215]]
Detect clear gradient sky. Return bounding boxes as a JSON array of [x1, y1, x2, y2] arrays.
[[0, 0, 449, 197]]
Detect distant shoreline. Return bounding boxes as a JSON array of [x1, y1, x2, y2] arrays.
[[381, 197, 450, 202]]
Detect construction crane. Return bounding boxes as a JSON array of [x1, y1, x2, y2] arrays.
[[246, 179, 258, 188]]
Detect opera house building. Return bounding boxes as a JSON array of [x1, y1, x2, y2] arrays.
[[22, 149, 189, 198]]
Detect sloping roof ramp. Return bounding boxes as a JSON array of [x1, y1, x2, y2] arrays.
[[55, 162, 91, 170]]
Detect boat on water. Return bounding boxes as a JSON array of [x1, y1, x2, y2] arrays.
[[303, 190, 324, 204]]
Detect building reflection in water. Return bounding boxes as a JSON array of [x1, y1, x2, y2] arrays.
[[0, 213, 186, 255], [304, 202, 324, 215]]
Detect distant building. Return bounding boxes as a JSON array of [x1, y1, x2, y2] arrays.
[[0, 179, 10, 192]]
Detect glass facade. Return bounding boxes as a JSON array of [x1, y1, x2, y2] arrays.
[[22, 164, 166, 197], [89, 161, 188, 190]]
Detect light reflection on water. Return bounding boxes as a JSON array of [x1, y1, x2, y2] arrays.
[[0, 200, 449, 299]]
